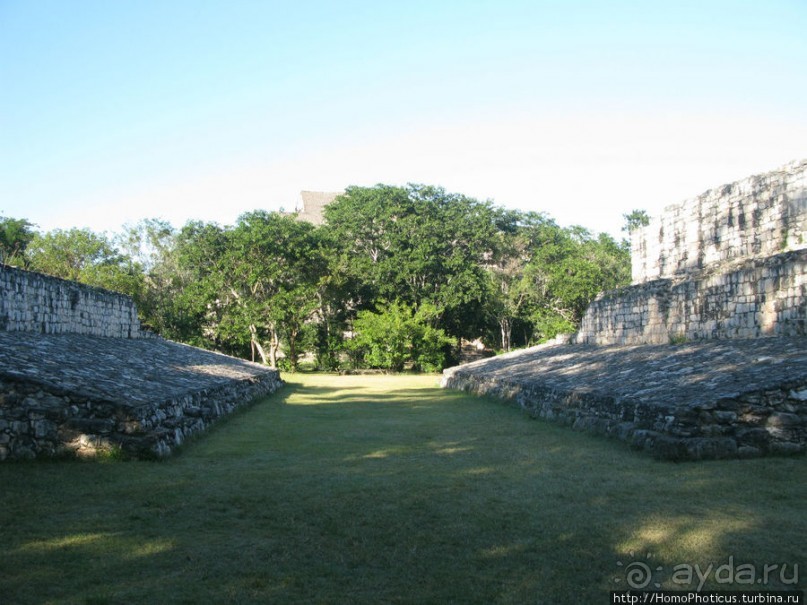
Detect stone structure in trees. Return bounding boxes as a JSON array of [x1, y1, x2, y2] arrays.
[[294, 191, 342, 226]]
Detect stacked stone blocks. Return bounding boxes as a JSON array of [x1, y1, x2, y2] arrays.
[[631, 159, 806, 283], [0, 265, 282, 460], [443, 160, 807, 460], [0, 263, 141, 338], [577, 160, 807, 346], [578, 249, 806, 345]]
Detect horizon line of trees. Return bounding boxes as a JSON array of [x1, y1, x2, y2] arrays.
[[1, 185, 649, 372]]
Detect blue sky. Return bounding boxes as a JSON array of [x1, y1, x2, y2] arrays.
[[1, 0, 805, 238]]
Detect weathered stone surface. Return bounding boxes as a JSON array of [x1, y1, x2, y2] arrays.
[[577, 249, 807, 345], [632, 159, 807, 283], [577, 161, 807, 346], [442, 338, 807, 460], [0, 331, 283, 460], [443, 160, 807, 461], [0, 263, 142, 337]]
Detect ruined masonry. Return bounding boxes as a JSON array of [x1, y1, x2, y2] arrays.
[[443, 160, 807, 460], [0, 265, 283, 460], [579, 159, 806, 345]]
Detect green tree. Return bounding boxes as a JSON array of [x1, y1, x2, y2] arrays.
[[116, 218, 177, 274], [217, 211, 327, 370], [323, 184, 514, 351], [27, 183, 632, 368], [483, 215, 631, 348], [116, 219, 189, 336], [110, 215, 329, 369], [484, 212, 558, 351], [523, 226, 630, 341], [0, 216, 37, 266], [351, 300, 456, 372], [26, 228, 143, 298], [622, 209, 650, 233]]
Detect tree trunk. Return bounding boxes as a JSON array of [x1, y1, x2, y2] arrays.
[[268, 327, 280, 369], [253, 338, 270, 366], [288, 327, 299, 372], [249, 324, 270, 365], [500, 317, 512, 352]]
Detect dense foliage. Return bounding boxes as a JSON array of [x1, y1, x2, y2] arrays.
[[1, 186, 638, 371]]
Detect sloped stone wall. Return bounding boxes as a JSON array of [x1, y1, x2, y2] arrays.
[[442, 160, 807, 460], [0, 331, 282, 460], [631, 159, 807, 284], [0, 264, 141, 338], [0, 265, 283, 461], [442, 338, 807, 461]]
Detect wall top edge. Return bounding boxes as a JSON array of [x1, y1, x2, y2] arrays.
[[647, 158, 807, 227], [0, 263, 136, 303]]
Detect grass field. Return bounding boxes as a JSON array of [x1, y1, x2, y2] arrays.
[[0, 373, 804, 604]]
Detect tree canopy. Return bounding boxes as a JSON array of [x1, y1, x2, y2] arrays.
[[4, 184, 634, 371], [0, 216, 36, 266]]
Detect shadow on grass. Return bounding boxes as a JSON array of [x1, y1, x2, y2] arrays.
[[1, 374, 804, 604]]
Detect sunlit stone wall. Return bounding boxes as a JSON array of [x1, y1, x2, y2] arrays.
[[631, 159, 807, 284], [575, 160, 807, 345], [576, 249, 807, 345], [0, 264, 141, 338]]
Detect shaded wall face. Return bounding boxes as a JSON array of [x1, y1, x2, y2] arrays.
[[631, 160, 807, 284], [0, 264, 141, 338]]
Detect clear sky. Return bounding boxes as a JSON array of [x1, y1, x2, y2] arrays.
[[1, 0, 805, 239]]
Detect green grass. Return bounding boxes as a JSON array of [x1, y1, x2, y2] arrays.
[[1, 373, 804, 604]]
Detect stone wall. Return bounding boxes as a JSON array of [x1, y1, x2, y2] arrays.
[[631, 159, 807, 284], [0, 369, 280, 461], [442, 338, 807, 461], [0, 331, 283, 460], [442, 160, 807, 460], [0, 263, 141, 338], [0, 265, 283, 461], [575, 160, 807, 346], [576, 249, 807, 345]]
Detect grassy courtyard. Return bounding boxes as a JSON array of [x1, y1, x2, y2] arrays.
[[0, 373, 804, 604]]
